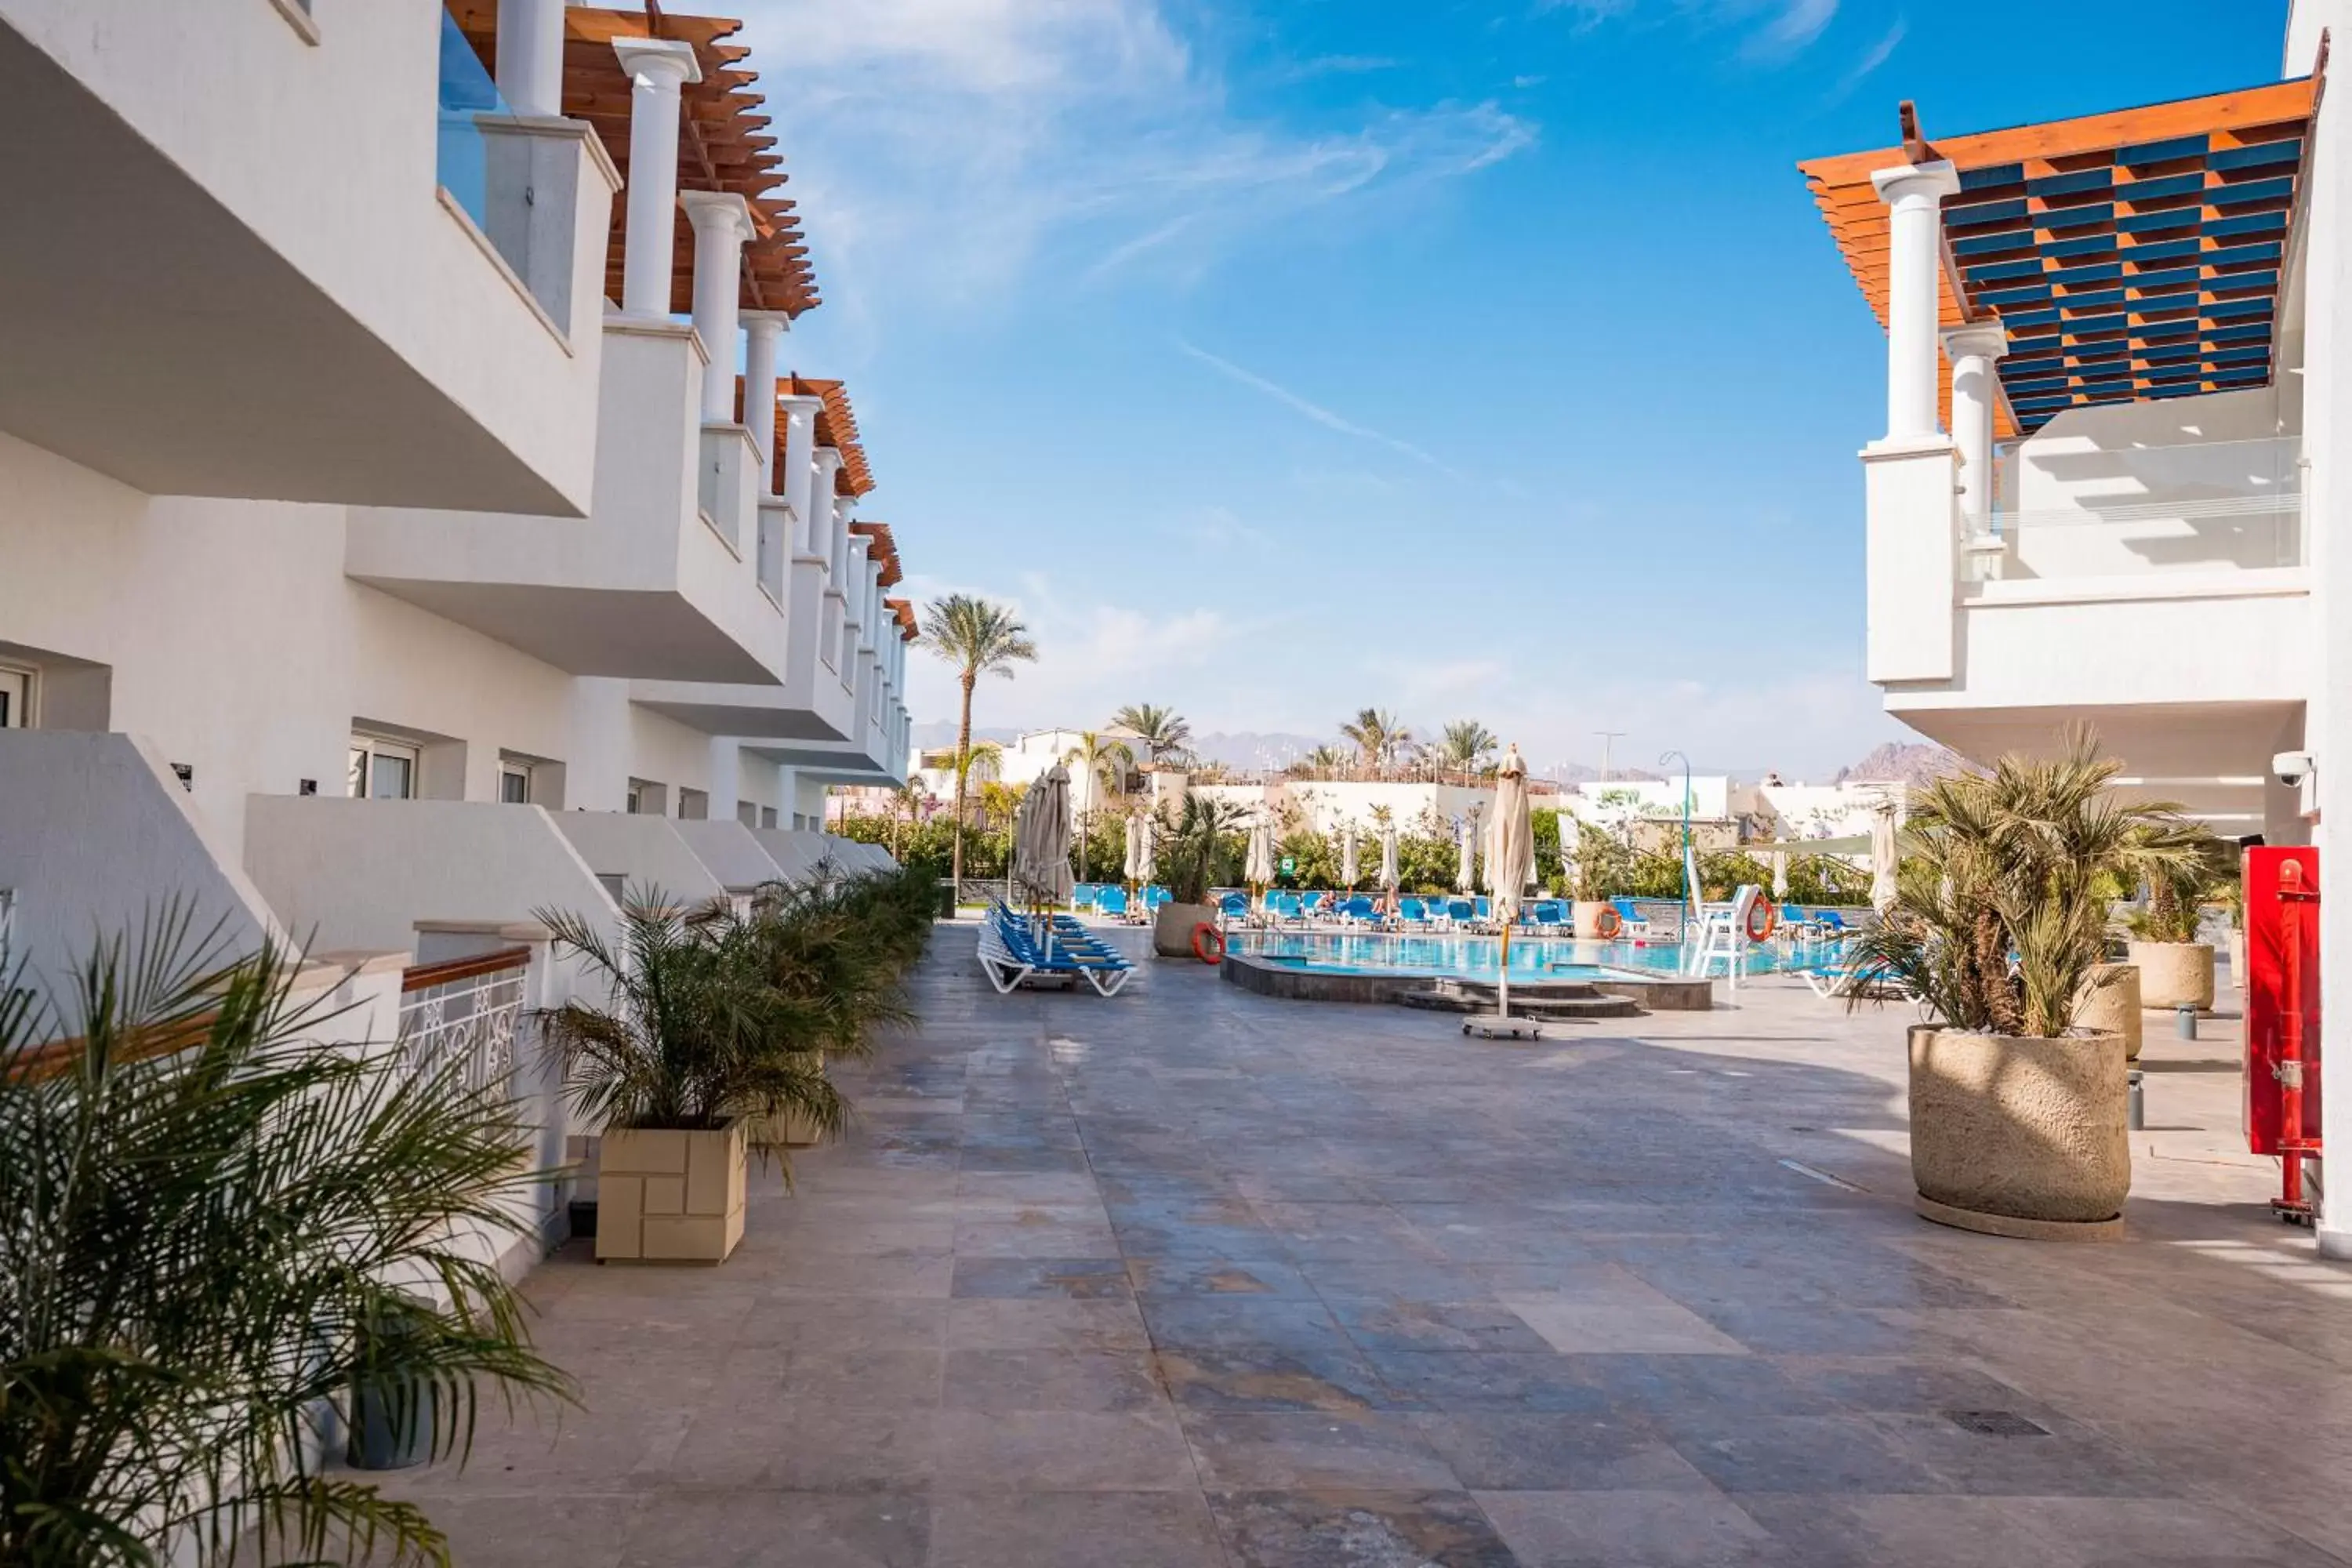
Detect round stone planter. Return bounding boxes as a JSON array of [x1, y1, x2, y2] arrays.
[[2074, 963, 2143, 1062], [1907, 1025, 2129, 1240], [2127, 940, 2215, 1011], [1573, 901, 1613, 940], [1152, 902, 1219, 959]]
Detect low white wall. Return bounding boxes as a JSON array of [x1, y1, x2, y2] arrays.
[[245, 797, 613, 954], [550, 812, 727, 909], [673, 819, 789, 892], [0, 731, 283, 989]]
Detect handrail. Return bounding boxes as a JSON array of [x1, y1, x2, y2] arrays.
[[401, 946, 531, 994]]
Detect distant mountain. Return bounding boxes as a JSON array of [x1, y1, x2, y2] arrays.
[[909, 721, 1018, 753], [1837, 742, 1970, 786]]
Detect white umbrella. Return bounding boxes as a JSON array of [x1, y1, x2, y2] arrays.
[[1771, 848, 1790, 901], [1455, 815, 1477, 895], [1377, 821, 1399, 894], [1870, 803, 1899, 914], [1340, 822, 1360, 889], [1134, 812, 1156, 887], [1483, 745, 1536, 1022], [1245, 816, 1277, 889], [1122, 814, 1141, 884]]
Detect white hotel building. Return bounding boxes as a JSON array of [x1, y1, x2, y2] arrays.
[[1807, 5, 2352, 1249], [0, 0, 914, 993]]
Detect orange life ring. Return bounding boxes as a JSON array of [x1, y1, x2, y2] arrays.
[[1592, 906, 1624, 939], [1191, 924, 1225, 964], [1746, 902, 1777, 942]]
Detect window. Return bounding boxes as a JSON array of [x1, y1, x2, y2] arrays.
[[499, 762, 532, 804], [760, 806, 779, 829], [626, 779, 666, 816], [677, 788, 710, 822], [347, 734, 419, 800], [736, 800, 760, 828], [0, 665, 30, 729]]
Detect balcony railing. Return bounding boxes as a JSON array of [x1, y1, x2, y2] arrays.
[[1975, 434, 2304, 583], [436, 11, 572, 323], [397, 946, 529, 1097]]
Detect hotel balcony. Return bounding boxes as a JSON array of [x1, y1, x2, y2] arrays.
[[346, 317, 790, 686], [0, 3, 615, 512]]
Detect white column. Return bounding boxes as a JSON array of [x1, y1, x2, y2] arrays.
[[495, 0, 567, 117], [1941, 322, 2008, 535], [613, 38, 700, 318], [741, 314, 787, 478], [1871, 160, 1962, 443], [811, 448, 845, 564], [779, 395, 822, 549], [706, 736, 742, 826], [680, 192, 753, 421]]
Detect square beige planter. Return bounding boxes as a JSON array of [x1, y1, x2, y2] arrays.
[[595, 1121, 747, 1265]]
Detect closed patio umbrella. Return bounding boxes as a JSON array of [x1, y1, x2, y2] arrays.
[[1122, 813, 1140, 884], [1133, 812, 1156, 888], [1455, 815, 1477, 895], [1015, 763, 1075, 913], [1341, 822, 1360, 890], [1870, 804, 1899, 915], [1245, 815, 1277, 895], [1483, 746, 1536, 1025], [1377, 821, 1399, 898], [1771, 848, 1790, 901]]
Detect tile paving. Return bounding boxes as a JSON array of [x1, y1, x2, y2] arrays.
[[387, 926, 2352, 1566]]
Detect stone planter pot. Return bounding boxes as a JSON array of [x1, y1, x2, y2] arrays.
[[2127, 940, 2215, 1011], [2074, 963, 2143, 1062], [1573, 901, 1614, 940], [1153, 901, 1219, 959], [595, 1120, 748, 1264], [1907, 1025, 2129, 1240]]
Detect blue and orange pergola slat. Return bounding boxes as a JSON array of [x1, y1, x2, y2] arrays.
[[1799, 78, 2317, 436]]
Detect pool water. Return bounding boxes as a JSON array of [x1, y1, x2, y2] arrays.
[[1229, 931, 1806, 981]]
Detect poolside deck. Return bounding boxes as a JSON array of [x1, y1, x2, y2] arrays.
[[385, 924, 2352, 1566]]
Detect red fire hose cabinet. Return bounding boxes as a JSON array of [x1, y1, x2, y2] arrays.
[[2244, 845, 2321, 1223]]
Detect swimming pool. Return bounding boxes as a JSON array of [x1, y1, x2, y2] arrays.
[[1228, 930, 1803, 981]]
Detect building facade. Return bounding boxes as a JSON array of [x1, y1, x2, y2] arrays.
[[1805, 2, 2352, 1252], [0, 0, 913, 985]]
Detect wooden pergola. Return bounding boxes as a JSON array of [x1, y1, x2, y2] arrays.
[[1799, 78, 2316, 435], [448, 1, 818, 318], [782, 374, 875, 496], [885, 597, 919, 642], [850, 520, 902, 586]]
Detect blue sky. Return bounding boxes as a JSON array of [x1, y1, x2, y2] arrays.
[[735, 0, 2287, 778]]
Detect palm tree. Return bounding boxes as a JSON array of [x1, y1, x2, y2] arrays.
[[1063, 731, 1135, 882], [1339, 708, 1410, 777], [1112, 703, 1192, 765], [921, 596, 1038, 893], [1305, 744, 1349, 777], [1436, 720, 1499, 784], [2, 908, 573, 1565]]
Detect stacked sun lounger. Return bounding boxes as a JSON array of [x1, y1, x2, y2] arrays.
[[978, 900, 1135, 996]]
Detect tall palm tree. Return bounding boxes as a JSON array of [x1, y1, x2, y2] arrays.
[[1062, 731, 1134, 882], [1436, 720, 1499, 784], [1305, 744, 1349, 777], [1112, 703, 1192, 765], [921, 596, 1037, 892], [1339, 708, 1409, 777]]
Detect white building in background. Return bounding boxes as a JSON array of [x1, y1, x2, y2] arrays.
[[1805, 2, 2352, 1254], [0, 0, 912, 993]]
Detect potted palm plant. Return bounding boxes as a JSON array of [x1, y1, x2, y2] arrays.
[[1845, 732, 2206, 1240], [1153, 796, 1247, 958], [539, 890, 835, 1265], [2126, 837, 2228, 1011]]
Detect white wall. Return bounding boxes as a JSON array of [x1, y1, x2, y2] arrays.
[[245, 797, 613, 954], [0, 731, 284, 987], [550, 813, 727, 908], [2008, 390, 2299, 579], [2, 0, 610, 511]]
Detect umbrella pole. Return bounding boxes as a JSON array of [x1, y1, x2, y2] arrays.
[[1498, 924, 1511, 1021]]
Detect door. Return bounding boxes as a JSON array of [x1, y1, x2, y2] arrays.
[[499, 762, 532, 804], [0, 666, 30, 729]]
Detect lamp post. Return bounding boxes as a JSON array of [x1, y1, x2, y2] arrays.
[[1661, 749, 1693, 922]]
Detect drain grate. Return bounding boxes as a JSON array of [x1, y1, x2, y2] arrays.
[[1944, 1410, 2049, 1437]]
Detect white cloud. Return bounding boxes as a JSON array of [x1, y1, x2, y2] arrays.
[[1743, 0, 1839, 61], [728, 0, 1535, 316], [1540, 0, 1844, 64], [1175, 339, 1462, 477], [1824, 18, 1907, 104]]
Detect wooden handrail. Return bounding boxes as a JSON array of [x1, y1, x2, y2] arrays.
[[401, 946, 532, 994]]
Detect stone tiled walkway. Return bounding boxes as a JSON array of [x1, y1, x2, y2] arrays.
[[391, 926, 2352, 1566]]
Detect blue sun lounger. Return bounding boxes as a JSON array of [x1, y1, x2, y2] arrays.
[[979, 902, 1134, 996]]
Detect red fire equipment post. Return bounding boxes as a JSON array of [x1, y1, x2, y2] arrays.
[[2245, 845, 2321, 1225]]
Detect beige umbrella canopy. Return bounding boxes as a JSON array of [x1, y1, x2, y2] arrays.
[[1870, 803, 1899, 914], [1455, 815, 1477, 895], [1483, 745, 1537, 1025], [1245, 817, 1277, 887], [1377, 821, 1399, 894], [1341, 822, 1360, 889]]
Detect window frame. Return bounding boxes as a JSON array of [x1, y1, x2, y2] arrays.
[[347, 732, 421, 800]]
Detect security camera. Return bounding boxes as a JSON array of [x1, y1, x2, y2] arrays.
[[2274, 750, 2315, 787]]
